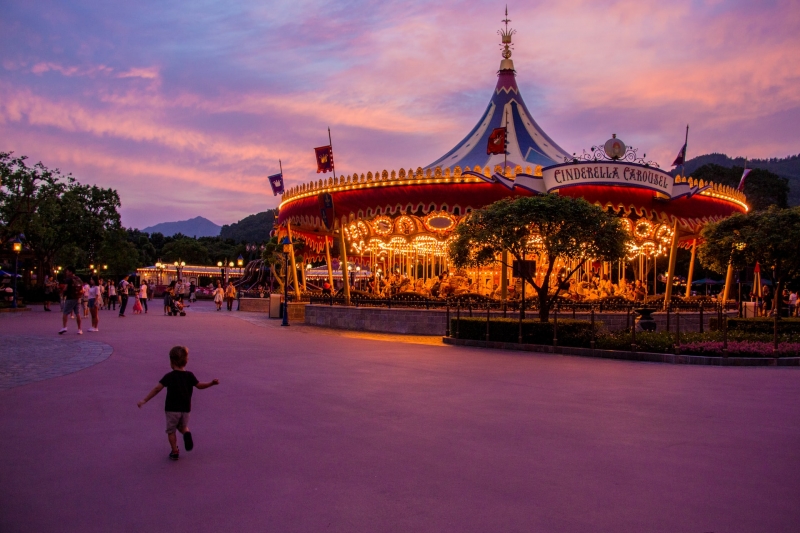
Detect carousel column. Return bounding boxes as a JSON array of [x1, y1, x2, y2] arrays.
[[685, 238, 697, 297], [663, 219, 681, 305], [721, 261, 735, 304], [337, 222, 351, 305], [325, 238, 335, 291], [287, 222, 302, 301], [500, 250, 508, 301]]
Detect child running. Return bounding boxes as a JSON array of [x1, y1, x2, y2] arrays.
[[137, 346, 220, 460]]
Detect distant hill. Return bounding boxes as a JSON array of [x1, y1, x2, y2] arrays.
[[142, 216, 221, 238], [674, 153, 800, 205], [220, 210, 277, 243]]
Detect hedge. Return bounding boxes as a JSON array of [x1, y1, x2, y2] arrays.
[[709, 317, 800, 334], [450, 317, 597, 346]]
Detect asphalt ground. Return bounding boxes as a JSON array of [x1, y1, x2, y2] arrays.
[[1, 301, 799, 532]]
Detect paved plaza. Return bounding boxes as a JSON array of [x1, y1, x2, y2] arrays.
[[1, 302, 799, 532]]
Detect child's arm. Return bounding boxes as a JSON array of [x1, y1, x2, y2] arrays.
[[137, 384, 164, 407], [196, 379, 220, 390]]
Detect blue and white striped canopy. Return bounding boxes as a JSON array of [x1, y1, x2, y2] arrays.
[[426, 69, 570, 172]]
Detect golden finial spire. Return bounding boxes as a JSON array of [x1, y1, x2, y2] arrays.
[[498, 6, 516, 71]]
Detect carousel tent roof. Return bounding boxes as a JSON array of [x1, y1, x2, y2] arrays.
[[425, 32, 570, 171]]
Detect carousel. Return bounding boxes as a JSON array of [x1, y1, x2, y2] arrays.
[[273, 14, 748, 306]]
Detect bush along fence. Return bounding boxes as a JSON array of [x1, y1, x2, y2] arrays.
[[447, 309, 800, 361]]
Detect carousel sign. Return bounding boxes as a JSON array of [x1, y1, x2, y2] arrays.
[[542, 162, 674, 197]]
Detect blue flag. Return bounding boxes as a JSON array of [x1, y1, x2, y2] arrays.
[[268, 173, 284, 196]]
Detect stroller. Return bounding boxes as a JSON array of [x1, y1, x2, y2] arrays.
[[164, 291, 186, 316]]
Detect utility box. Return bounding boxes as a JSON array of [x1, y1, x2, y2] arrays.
[[269, 294, 283, 318], [742, 302, 758, 318]]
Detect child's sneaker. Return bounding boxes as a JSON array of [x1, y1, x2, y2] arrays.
[[77, 329, 83, 335], [88, 327, 98, 332], [169, 451, 179, 460], [58, 328, 67, 335], [183, 431, 194, 451]]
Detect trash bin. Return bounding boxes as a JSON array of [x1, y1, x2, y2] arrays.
[[269, 294, 283, 318], [742, 302, 758, 318]]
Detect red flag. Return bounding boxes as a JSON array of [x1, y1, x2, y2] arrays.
[[314, 145, 334, 173], [671, 143, 687, 166], [737, 168, 752, 191], [487, 128, 506, 155]]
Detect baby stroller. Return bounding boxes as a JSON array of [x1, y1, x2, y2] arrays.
[[164, 292, 186, 316]]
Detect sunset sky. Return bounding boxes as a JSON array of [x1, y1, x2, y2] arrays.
[[2, 0, 799, 229]]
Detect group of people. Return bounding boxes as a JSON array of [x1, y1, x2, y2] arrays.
[[211, 280, 237, 311], [750, 286, 799, 317], [53, 269, 202, 334]]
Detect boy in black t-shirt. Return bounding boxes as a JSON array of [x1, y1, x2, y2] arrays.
[[138, 346, 219, 460]]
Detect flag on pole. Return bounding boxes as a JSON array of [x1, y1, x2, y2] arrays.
[[268, 173, 284, 196], [737, 168, 752, 191], [671, 143, 687, 167], [487, 127, 506, 155], [753, 262, 763, 298], [314, 145, 334, 173]]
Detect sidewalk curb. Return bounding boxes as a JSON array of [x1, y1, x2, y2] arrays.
[[442, 337, 800, 366]]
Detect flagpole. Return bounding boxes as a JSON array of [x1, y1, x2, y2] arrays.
[[681, 124, 689, 179], [328, 127, 337, 181], [279, 159, 283, 176]]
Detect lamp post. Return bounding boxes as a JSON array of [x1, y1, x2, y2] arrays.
[[281, 237, 291, 326], [11, 238, 22, 309], [217, 261, 224, 282], [227, 261, 234, 284], [355, 265, 361, 291]]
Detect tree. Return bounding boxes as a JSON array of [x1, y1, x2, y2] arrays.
[[1, 153, 122, 282], [699, 206, 800, 314], [220, 210, 277, 243], [161, 238, 210, 265], [97, 229, 141, 277], [692, 164, 788, 210], [449, 195, 630, 322]]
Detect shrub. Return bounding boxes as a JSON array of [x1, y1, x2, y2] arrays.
[[450, 317, 597, 347], [680, 340, 800, 358], [709, 317, 800, 334], [595, 331, 676, 353]]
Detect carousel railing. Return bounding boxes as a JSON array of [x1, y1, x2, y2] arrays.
[[305, 292, 739, 314]]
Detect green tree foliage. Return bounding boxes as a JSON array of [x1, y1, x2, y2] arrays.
[[692, 164, 788, 210], [449, 195, 630, 321], [160, 238, 211, 265], [700, 206, 800, 312], [97, 229, 141, 276], [200, 237, 246, 265], [220, 210, 276, 243], [1, 153, 122, 280]]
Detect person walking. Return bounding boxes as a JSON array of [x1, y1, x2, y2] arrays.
[[108, 279, 117, 311], [213, 280, 224, 311], [87, 277, 100, 332], [139, 280, 149, 314], [82, 279, 90, 318], [58, 267, 84, 335], [118, 275, 130, 317], [225, 281, 236, 311], [43, 274, 56, 311], [189, 281, 196, 304], [137, 346, 220, 460]]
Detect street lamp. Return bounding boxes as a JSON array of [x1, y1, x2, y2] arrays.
[[237, 254, 244, 267], [281, 237, 291, 326], [11, 237, 22, 309]]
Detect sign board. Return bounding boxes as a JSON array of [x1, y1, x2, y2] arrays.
[[512, 259, 536, 279], [541, 162, 674, 197]]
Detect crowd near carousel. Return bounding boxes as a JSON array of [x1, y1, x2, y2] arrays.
[[250, 15, 748, 315]]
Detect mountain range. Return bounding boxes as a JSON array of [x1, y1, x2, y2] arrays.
[[141, 216, 221, 237], [677, 153, 800, 205]]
